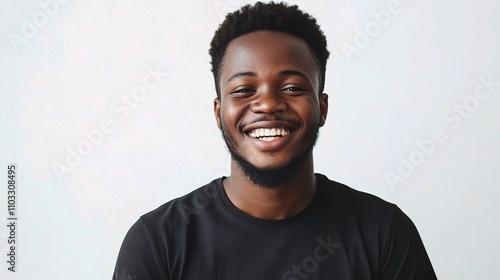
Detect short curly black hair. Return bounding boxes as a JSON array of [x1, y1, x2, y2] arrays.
[[209, 1, 329, 98]]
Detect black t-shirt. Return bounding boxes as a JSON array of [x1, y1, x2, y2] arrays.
[[113, 174, 436, 279]]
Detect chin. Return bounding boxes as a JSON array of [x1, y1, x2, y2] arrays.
[[231, 148, 312, 189], [221, 120, 320, 188]]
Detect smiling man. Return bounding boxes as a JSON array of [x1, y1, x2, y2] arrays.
[[113, 2, 437, 279]]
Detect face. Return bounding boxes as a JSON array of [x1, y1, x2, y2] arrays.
[[214, 31, 328, 187]]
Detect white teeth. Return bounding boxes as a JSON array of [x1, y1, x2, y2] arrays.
[[260, 136, 279, 142], [249, 128, 290, 138]]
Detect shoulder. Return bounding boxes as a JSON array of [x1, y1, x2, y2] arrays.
[[316, 173, 397, 217], [114, 179, 222, 279], [314, 173, 405, 241], [138, 177, 221, 231]]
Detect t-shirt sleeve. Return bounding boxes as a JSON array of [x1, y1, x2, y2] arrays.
[[379, 207, 437, 280], [113, 219, 169, 280]]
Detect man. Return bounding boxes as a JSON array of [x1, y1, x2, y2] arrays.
[[113, 2, 437, 279]]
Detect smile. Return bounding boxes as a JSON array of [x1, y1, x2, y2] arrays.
[[248, 128, 291, 142]]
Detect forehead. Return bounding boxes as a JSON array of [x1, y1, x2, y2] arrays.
[[220, 31, 318, 87]]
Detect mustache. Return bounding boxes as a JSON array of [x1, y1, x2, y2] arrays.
[[239, 114, 300, 130]]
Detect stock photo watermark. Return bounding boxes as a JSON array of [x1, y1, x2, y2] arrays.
[[7, 0, 70, 52], [282, 235, 341, 280], [385, 74, 499, 190], [6, 165, 18, 272], [213, 0, 247, 20], [178, 186, 217, 224], [114, 266, 135, 280], [340, 0, 406, 63], [51, 65, 168, 180]]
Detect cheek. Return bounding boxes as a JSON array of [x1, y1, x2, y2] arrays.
[[295, 100, 321, 124], [221, 101, 246, 130]]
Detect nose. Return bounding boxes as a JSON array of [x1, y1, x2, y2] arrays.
[[250, 87, 287, 114]]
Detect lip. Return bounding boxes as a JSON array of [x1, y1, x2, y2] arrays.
[[242, 120, 299, 151], [242, 120, 299, 134]]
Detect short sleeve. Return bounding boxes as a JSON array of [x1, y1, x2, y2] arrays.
[[113, 219, 169, 280], [379, 207, 437, 280]]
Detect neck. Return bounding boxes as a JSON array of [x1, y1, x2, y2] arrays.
[[222, 156, 317, 220]]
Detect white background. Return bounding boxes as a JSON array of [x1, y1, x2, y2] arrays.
[[1, 0, 499, 279]]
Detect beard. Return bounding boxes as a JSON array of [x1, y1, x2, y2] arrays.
[[220, 118, 320, 189]]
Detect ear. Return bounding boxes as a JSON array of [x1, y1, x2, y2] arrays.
[[214, 97, 222, 129], [319, 93, 328, 127]]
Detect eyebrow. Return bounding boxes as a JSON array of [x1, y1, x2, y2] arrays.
[[278, 70, 309, 81], [227, 71, 257, 83], [226, 70, 310, 83]]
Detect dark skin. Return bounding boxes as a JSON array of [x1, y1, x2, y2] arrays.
[[214, 31, 328, 220]]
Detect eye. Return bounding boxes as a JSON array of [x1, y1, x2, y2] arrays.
[[282, 86, 307, 95], [233, 88, 254, 93], [231, 88, 256, 97]]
